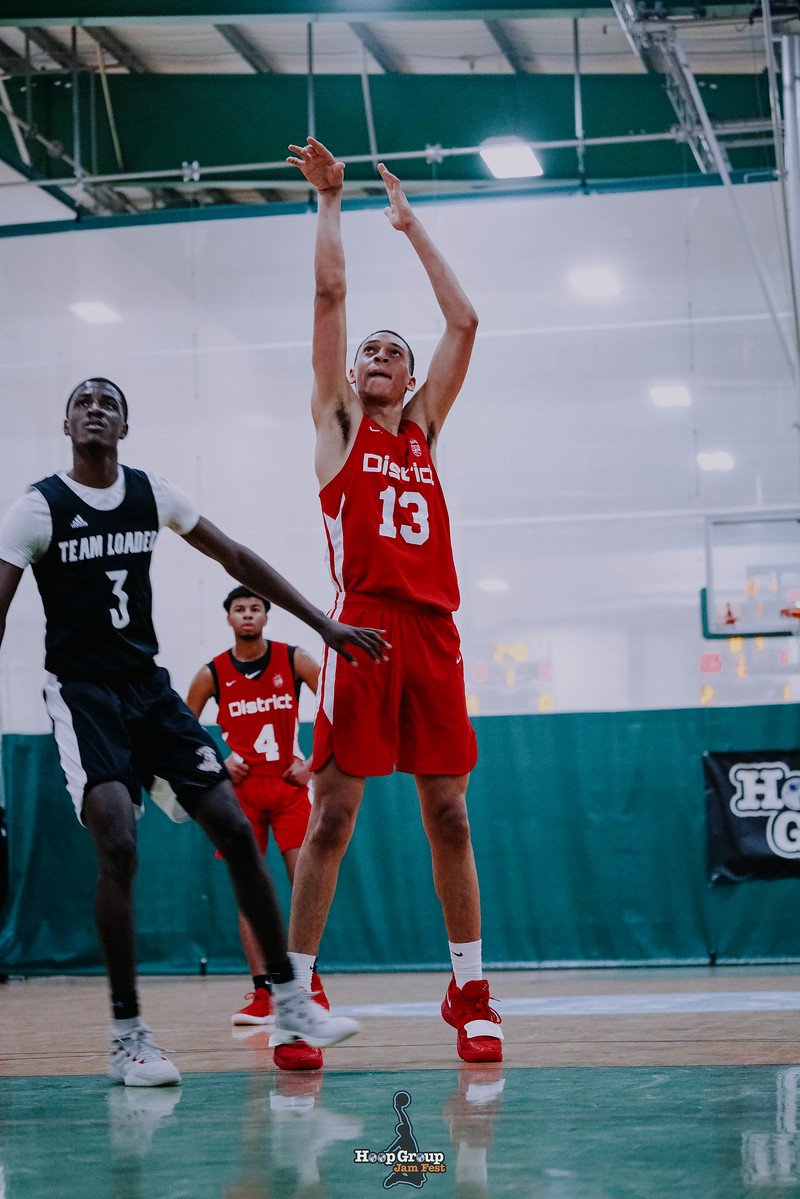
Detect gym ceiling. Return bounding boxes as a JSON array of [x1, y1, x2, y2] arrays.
[[0, 0, 794, 224]]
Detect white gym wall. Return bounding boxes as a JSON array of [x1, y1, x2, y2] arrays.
[[0, 181, 796, 730]]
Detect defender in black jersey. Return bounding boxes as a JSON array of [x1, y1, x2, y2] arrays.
[[0, 378, 388, 1087]]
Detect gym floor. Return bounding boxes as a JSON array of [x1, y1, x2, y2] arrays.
[[3, 967, 800, 1196]]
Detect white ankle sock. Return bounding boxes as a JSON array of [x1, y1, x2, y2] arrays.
[[449, 940, 483, 988], [112, 1016, 141, 1036], [287, 951, 315, 993]]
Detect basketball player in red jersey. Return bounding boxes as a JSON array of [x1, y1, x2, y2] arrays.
[[283, 136, 502, 1064], [187, 585, 329, 1070]]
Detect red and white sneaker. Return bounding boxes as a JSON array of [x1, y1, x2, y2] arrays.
[[231, 987, 274, 1026], [441, 976, 503, 1063], [271, 973, 330, 1072], [310, 972, 330, 1010]]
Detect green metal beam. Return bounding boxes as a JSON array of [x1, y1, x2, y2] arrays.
[[1, 71, 772, 188], [3, 1, 755, 28]]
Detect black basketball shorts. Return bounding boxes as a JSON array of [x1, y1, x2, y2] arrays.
[[43, 665, 229, 825]]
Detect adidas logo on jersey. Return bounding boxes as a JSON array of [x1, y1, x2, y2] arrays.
[[70, 514, 89, 529]]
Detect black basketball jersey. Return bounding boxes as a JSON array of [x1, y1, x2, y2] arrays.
[[31, 467, 161, 681]]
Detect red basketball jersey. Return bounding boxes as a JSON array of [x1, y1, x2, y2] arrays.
[[211, 642, 301, 777], [319, 416, 460, 613]]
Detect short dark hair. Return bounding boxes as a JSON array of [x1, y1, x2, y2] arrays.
[[66, 377, 128, 422], [355, 330, 415, 376], [223, 586, 271, 614]]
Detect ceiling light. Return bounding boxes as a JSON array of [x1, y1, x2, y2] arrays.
[[697, 451, 734, 471], [479, 136, 543, 179], [567, 265, 621, 300], [650, 384, 692, 408], [479, 578, 509, 593], [68, 301, 122, 324]]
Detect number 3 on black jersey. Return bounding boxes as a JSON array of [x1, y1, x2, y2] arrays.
[[105, 569, 131, 630]]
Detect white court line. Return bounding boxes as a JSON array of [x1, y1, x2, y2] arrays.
[[338, 991, 800, 1019]]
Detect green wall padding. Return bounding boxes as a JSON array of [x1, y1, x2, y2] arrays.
[[1, 706, 799, 975]]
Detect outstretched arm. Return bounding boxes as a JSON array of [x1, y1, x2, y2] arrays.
[[182, 517, 388, 665], [378, 164, 478, 448], [0, 560, 23, 652], [287, 138, 360, 471]]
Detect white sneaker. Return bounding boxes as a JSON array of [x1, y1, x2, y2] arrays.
[[107, 1086, 182, 1155], [108, 1024, 182, 1087], [273, 987, 361, 1049]]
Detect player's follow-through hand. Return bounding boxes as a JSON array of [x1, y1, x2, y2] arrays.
[[287, 136, 344, 192], [377, 163, 415, 232], [322, 619, 390, 665]]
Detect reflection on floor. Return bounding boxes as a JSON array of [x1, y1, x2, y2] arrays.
[[4, 1064, 800, 1198]]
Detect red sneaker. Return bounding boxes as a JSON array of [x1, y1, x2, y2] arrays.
[[271, 974, 329, 1071], [231, 987, 274, 1026], [441, 976, 503, 1063], [310, 972, 330, 1010], [271, 1040, 324, 1071]]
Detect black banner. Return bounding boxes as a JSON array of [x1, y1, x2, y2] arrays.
[[704, 751, 800, 883]]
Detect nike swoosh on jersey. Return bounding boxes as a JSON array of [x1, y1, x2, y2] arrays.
[[225, 680, 235, 687]]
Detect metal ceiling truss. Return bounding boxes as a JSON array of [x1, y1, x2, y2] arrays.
[[348, 23, 407, 73], [0, 26, 232, 213], [215, 24, 278, 73], [0, 36, 29, 74], [609, 0, 725, 173], [0, 3, 783, 223], [85, 26, 149, 73], [23, 26, 82, 72], [0, 0, 763, 24], [484, 20, 530, 73]]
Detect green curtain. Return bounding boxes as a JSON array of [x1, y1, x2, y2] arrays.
[[2, 706, 800, 974]]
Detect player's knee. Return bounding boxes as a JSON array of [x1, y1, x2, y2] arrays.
[[96, 831, 137, 884], [430, 801, 471, 851], [214, 806, 258, 864], [308, 805, 355, 854]]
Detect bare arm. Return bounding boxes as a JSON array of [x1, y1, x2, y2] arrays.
[[293, 645, 320, 694], [287, 137, 361, 482], [186, 662, 250, 784], [377, 165, 478, 448], [282, 644, 321, 788], [0, 559, 23, 651], [185, 664, 216, 719], [182, 517, 388, 664]]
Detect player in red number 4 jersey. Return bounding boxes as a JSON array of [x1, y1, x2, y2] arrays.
[[283, 136, 502, 1064], [187, 586, 330, 1069]]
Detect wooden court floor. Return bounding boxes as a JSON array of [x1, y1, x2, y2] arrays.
[[4, 965, 800, 1077]]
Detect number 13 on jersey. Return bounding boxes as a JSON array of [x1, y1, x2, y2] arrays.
[[378, 486, 429, 545]]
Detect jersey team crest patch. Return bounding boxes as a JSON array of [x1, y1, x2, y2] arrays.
[[409, 438, 423, 458], [273, 674, 284, 687], [196, 746, 223, 774]]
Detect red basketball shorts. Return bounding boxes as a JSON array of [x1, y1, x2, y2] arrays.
[[234, 774, 311, 855], [312, 596, 478, 778]]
